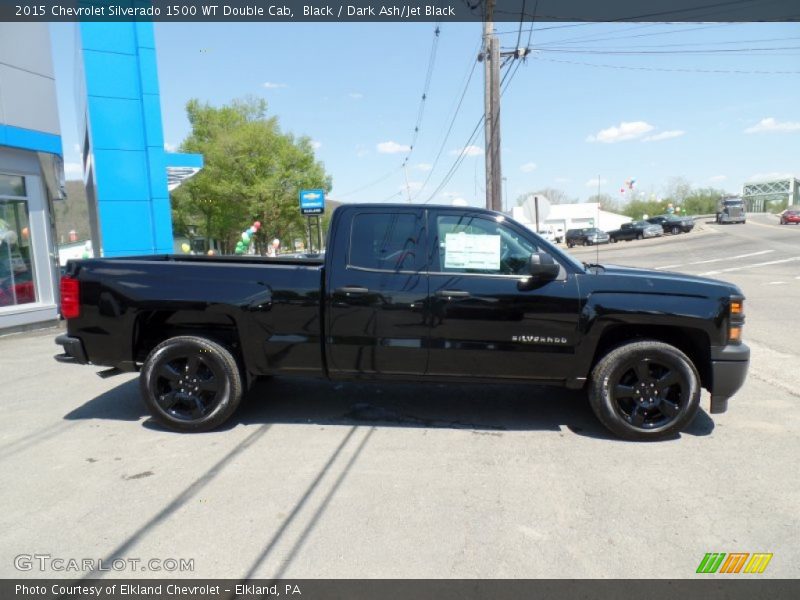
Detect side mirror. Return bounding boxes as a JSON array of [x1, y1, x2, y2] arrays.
[[519, 252, 560, 289]]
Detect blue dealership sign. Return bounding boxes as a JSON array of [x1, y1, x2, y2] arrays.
[[299, 189, 325, 215]]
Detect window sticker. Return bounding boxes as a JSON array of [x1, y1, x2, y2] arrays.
[[444, 232, 501, 270]]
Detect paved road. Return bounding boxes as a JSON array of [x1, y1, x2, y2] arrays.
[[1, 213, 797, 579]]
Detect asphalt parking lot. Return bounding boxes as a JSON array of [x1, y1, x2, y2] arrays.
[[1, 212, 797, 579]]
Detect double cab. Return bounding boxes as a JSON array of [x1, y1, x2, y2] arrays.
[[56, 204, 749, 440]]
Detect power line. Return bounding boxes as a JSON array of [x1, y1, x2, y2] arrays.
[[410, 45, 481, 202], [422, 53, 527, 205], [335, 166, 403, 199], [495, 0, 775, 24], [534, 45, 800, 55], [401, 24, 441, 168], [336, 24, 441, 201], [533, 55, 800, 75]]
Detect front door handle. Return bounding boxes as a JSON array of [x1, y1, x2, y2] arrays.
[[335, 286, 370, 295], [435, 290, 471, 299]]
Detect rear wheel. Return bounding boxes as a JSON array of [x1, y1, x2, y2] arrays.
[[588, 340, 701, 441], [139, 336, 243, 432]]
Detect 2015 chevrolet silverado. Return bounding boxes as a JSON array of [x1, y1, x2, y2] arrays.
[[55, 204, 749, 440]]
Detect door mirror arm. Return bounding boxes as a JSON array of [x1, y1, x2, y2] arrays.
[[518, 252, 560, 290]]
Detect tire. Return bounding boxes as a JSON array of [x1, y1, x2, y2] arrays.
[[588, 340, 701, 441], [611, 237, 617, 243], [139, 336, 243, 432], [636, 233, 643, 240], [670, 226, 681, 235], [567, 242, 574, 248]]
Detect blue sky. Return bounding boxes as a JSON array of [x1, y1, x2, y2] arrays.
[[50, 21, 800, 208]]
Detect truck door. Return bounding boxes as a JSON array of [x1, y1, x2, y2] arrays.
[[426, 209, 581, 381], [325, 208, 429, 377]]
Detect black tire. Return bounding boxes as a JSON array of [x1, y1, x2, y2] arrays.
[[588, 340, 701, 441], [670, 225, 681, 235], [567, 242, 574, 248], [139, 336, 243, 432], [636, 233, 643, 240], [611, 237, 617, 243]]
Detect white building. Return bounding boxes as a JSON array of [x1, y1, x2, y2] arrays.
[[512, 202, 631, 236]]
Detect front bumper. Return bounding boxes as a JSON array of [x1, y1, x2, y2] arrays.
[[55, 334, 89, 365], [708, 343, 750, 413]]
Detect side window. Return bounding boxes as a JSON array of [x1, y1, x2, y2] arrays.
[[434, 214, 538, 275], [349, 212, 422, 272]]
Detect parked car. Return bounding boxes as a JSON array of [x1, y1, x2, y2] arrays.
[[56, 203, 749, 441], [565, 227, 610, 247], [716, 197, 746, 224], [608, 221, 663, 242], [779, 208, 800, 225], [647, 214, 695, 235]]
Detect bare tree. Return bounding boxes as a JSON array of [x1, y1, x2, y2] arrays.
[[515, 187, 575, 206]]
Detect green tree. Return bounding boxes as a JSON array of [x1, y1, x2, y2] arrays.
[[682, 187, 731, 216], [171, 97, 331, 253], [587, 193, 622, 213]]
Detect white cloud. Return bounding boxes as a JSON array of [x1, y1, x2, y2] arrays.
[[64, 162, 83, 179], [450, 145, 483, 157], [413, 163, 432, 172], [585, 177, 607, 188], [164, 142, 177, 152], [310, 140, 322, 150], [355, 144, 369, 158], [708, 175, 727, 183], [377, 141, 410, 154], [587, 121, 654, 143], [745, 118, 800, 134], [451, 197, 469, 206], [262, 81, 288, 89], [349, 92, 364, 99], [520, 162, 537, 173], [643, 130, 685, 142], [746, 172, 795, 182]]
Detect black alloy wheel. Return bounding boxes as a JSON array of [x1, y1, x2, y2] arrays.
[[589, 340, 701, 440], [140, 336, 243, 432]]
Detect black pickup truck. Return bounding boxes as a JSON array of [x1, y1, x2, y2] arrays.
[[56, 204, 749, 440], [608, 220, 663, 242]]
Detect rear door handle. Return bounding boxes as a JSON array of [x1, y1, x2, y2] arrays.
[[435, 290, 471, 299], [335, 286, 370, 295]]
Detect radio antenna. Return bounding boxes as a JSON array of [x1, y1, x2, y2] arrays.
[[596, 174, 601, 269]]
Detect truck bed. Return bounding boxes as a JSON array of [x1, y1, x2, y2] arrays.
[[62, 254, 325, 378]]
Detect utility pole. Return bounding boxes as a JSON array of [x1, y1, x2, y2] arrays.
[[482, 0, 502, 212]]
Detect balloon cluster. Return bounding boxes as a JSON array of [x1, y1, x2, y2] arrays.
[[619, 177, 637, 194], [235, 221, 262, 255]]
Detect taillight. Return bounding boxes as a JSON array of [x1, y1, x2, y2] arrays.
[[60, 276, 80, 319]]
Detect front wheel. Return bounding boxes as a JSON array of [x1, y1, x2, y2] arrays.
[[139, 336, 243, 432], [670, 226, 681, 235], [588, 340, 701, 441]]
